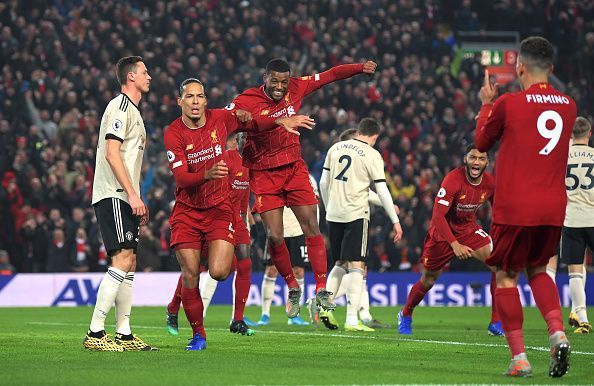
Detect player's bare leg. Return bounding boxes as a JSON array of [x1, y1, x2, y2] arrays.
[[230, 244, 255, 336], [291, 204, 334, 310], [176, 247, 206, 350], [525, 265, 570, 377], [568, 263, 590, 333], [207, 240, 235, 281], [398, 268, 443, 335], [472, 244, 503, 336], [261, 207, 301, 317]]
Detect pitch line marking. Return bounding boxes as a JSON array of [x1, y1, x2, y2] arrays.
[[27, 321, 594, 356]]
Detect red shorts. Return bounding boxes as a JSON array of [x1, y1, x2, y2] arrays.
[[251, 159, 318, 213], [486, 224, 561, 272], [169, 199, 235, 250], [422, 229, 492, 272], [233, 211, 250, 245]]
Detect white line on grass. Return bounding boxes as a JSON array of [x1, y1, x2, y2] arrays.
[[28, 321, 594, 356]]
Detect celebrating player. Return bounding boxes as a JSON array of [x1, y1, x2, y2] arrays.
[[475, 36, 577, 377], [226, 58, 378, 317], [397, 145, 502, 336], [165, 132, 255, 337], [164, 78, 314, 350], [83, 56, 156, 351], [319, 118, 402, 332]]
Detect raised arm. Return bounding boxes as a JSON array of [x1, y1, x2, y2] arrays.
[[475, 70, 506, 152], [299, 61, 377, 97]]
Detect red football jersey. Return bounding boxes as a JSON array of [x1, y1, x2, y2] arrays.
[[164, 109, 265, 209], [229, 63, 365, 170], [227, 149, 250, 215], [428, 167, 495, 243], [475, 82, 577, 226]]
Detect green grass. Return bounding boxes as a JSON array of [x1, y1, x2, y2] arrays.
[[1, 306, 592, 385]]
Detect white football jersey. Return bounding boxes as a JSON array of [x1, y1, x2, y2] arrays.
[[92, 94, 146, 205], [565, 144, 594, 227], [323, 138, 386, 223]]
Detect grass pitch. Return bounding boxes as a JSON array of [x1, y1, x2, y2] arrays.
[[1, 306, 592, 385]]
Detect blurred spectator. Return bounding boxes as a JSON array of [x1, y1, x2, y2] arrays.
[[46, 228, 71, 272], [137, 226, 161, 272], [0, 250, 16, 275]]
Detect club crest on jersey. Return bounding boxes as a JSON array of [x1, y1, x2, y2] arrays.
[[211, 130, 218, 143], [284, 94, 290, 103], [260, 109, 269, 116]]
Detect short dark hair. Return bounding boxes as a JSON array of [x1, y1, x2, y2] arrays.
[[357, 118, 380, 136], [573, 116, 592, 138], [265, 58, 291, 74], [339, 128, 357, 141], [116, 56, 143, 86], [179, 78, 203, 96], [465, 143, 488, 158], [519, 36, 554, 72]]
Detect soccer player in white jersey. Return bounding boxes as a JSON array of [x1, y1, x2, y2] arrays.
[[83, 56, 156, 351], [319, 118, 402, 331], [560, 117, 593, 333], [312, 128, 391, 330]]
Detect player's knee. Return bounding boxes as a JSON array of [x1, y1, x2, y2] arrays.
[[181, 270, 199, 287], [301, 220, 321, 237], [421, 273, 437, 288], [266, 265, 279, 277], [267, 234, 284, 246], [209, 267, 230, 281]]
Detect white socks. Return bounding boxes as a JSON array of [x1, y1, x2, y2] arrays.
[[200, 271, 219, 317], [115, 272, 134, 335], [546, 266, 556, 282], [345, 268, 364, 326], [569, 272, 588, 323], [326, 264, 347, 301], [358, 279, 373, 322], [297, 277, 305, 305], [261, 275, 276, 317], [89, 267, 125, 333]]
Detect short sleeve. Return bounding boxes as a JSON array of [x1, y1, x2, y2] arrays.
[[368, 151, 387, 183], [163, 128, 186, 172], [105, 97, 132, 142]]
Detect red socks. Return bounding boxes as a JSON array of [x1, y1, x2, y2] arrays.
[[495, 287, 525, 356], [305, 235, 328, 291], [529, 272, 564, 335], [181, 286, 205, 338], [490, 272, 500, 323], [402, 281, 429, 317], [233, 258, 251, 321], [167, 274, 183, 314], [270, 241, 298, 288]]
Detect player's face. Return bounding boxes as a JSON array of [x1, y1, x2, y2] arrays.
[[464, 148, 488, 181], [264, 70, 290, 102], [178, 82, 207, 122], [132, 61, 151, 94]]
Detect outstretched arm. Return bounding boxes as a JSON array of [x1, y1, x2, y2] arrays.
[[475, 69, 505, 152], [299, 61, 377, 97]]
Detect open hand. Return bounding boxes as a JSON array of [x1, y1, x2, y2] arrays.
[[275, 115, 316, 136]]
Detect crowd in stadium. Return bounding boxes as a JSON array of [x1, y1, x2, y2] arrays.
[[0, 0, 593, 273]]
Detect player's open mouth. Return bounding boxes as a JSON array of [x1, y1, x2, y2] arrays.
[[470, 166, 481, 176], [191, 109, 200, 114], [272, 91, 283, 98]]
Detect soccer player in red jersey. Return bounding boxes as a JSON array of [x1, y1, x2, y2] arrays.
[[226, 58, 378, 317], [397, 145, 501, 335], [475, 36, 577, 377], [165, 132, 255, 337], [164, 78, 314, 350]]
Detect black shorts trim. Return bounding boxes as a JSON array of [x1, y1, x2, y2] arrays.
[[560, 226, 594, 265], [287, 235, 308, 268], [328, 219, 368, 262], [94, 198, 140, 256]]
